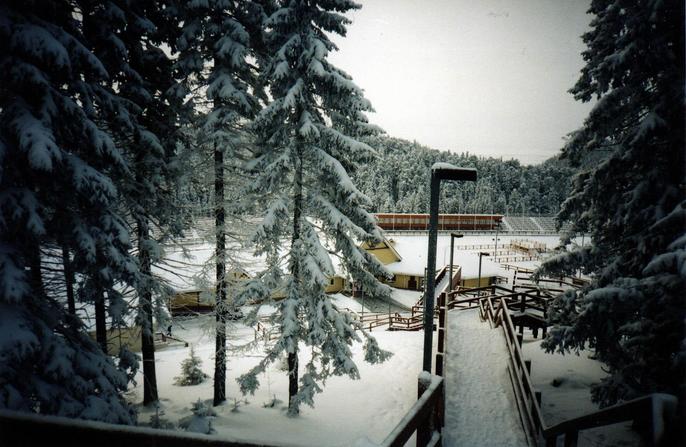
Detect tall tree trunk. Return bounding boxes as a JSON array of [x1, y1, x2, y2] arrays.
[[61, 243, 75, 315], [138, 218, 159, 405], [94, 285, 107, 353], [29, 245, 44, 299], [288, 147, 303, 414], [213, 142, 227, 406]]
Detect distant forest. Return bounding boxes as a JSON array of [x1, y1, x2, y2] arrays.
[[352, 135, 575, 216]]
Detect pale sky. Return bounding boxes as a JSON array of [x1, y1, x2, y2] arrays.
[[329, 0, 594, 165]]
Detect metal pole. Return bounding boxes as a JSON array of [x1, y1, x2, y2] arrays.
[[449, 236, 454, 293], [422, 170, 440, 373], [494, 223, 499, 261], [478, 253, 483, 291]]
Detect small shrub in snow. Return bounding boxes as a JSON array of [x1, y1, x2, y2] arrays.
[[149, 403, 174, 430], [174, 346, 208, 386], [179, 399, 216, 434], [230, 397, 249, 413], [263, 395, 282, 408]]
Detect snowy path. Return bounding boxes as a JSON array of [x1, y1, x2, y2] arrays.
[[443, 309, 528, 447]]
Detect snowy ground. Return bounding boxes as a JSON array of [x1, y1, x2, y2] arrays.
[[521, 335, 640, 446], [442, 311, 640, 447], [444, 309, 529, 446], [388, 288, 422, 310], [127, 309, 423, 446]]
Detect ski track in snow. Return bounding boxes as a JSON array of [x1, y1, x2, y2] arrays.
[[444, 309, 528, 447]]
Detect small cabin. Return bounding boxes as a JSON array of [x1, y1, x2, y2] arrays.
[[169, 268, 251, 314]]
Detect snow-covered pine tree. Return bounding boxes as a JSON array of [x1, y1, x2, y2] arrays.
[[174, 346, 209, 386], [538, 0, 685, 407], [236, 0, 392, 415], [172, 0, 266, 406], [82, 0, 194, 406], [0, 0, 137, 422]]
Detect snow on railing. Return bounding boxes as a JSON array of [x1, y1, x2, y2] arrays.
[[476, 292, 678, 447], [377, 373, 444, 447], [0, 408, 292, 447]]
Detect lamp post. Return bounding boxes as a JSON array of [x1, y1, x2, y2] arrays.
[[493, 220, 500, 262], [423, 163, 477, 373], [449, 232, 464, 293], [477, 252, 489, 292]]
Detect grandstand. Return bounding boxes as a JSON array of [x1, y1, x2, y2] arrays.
[[501, 216, 541, 232]]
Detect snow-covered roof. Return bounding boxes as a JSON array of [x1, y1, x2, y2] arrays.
[[154, 243, 267, 293], [155, 240, 349, 293], [380, 234, 563, 279]]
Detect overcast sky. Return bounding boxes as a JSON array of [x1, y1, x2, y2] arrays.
[[328, 0, 594, 165]]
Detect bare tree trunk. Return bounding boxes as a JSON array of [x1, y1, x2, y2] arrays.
[[94, 285, 107, 353], [213, 142, 227, 406], [288, 147, 303, 414], [61, 243, 75, 315], [138, 218, 158, 405], [29, 245, 44, 299]]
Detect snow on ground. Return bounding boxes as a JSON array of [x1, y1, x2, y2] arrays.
[[127, 313, 423, 446], [521, 335, 640, 446], [388, 288, 422, 310], [444, 309, 528, 447], [329, 293, 374, 313]]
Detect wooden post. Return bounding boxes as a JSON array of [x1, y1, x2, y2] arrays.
[[564, 431, 578, 447], [436, 292, 447, 377], [517, 334, 523, 347], [524, 360, 531, 375], [417, 378, 430, 447]]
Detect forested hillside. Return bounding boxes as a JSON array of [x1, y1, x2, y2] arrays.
[[353, 135, 575, 216]]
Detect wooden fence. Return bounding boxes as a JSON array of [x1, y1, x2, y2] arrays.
[[476, 293, 677, 447], [0, 409, 288, 447], [0, 374, 444, 447], [379, 375, 444, 447]]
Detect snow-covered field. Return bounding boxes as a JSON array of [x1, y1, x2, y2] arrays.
[[127, 311, 423, 446]]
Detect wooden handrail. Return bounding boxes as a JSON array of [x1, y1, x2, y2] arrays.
[[542, 393, 677, 446], [0, 409, 288, 447], [380, 375, 444, 447], [480, 296, 677, 447]]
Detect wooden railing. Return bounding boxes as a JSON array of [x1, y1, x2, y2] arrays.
[[379, 374, 444, 447], [479, 295, 677, 447], [0, 409, 287, 447], [0, 373, 445, 447]]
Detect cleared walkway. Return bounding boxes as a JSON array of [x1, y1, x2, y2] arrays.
[[443, 309, 528, 446]]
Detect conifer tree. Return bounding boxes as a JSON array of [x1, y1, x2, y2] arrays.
[[175, 346, 208, 386], [81, 0, 193, 406], [236, 0, 392, 415], [172, 0, 266, 406], [539, 0, 685, 407], [0, 0, 137, 422]]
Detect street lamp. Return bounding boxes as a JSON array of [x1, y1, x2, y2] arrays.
[[449, 232, 464, 293], [493, 220, 500, 262], [477, 251, 490, 293], [423, 163, 477, 373]]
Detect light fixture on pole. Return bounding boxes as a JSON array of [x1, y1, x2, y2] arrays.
[[493, 220, 500, 261], [477, 251, 490, 292], [423, 164, 477, 373], [449, 232, 464, 294]]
